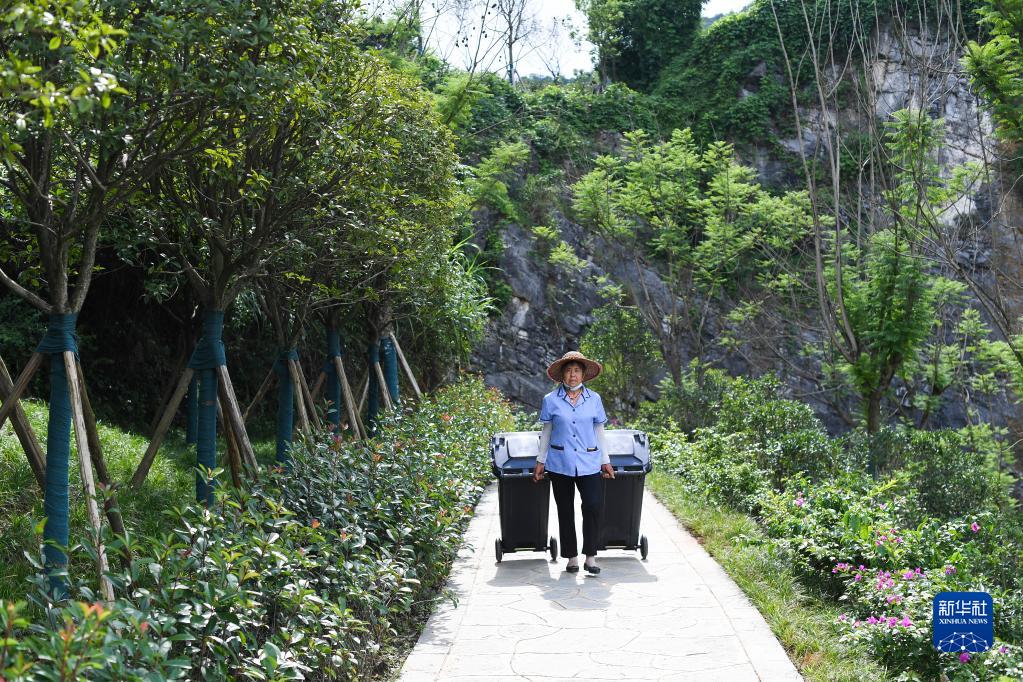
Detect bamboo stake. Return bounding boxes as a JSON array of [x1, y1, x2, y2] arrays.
[[389, 332, 423, 400], [74, 361, 128, 550], [357, 374, 369, 414], [287, 359, 311, 434], [243, 366, 276, 423], [296, 362, 320, 429], [334, 357, 362, 440], [130, 367, 194, 489], [0, 355, 46, 489], [217, 365, 259, 475], [310, 371, 326, 404], [373, 360, 394, 411], [63, 352, 115, 603], [0, 352, 43, 431], [149, 349, 188, 437], [216, 399, 243, 488]]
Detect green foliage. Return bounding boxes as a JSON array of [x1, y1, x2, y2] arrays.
[[816, 109, 981, 432], [644, 366, 1022, 680], [465, 141, 531, 221], [636, 362, 733, 433], [651, 0, 985, 148], [580, 289, 662, 416], [576, 0, 703, 90], [964, 0, 1023, 146], [653, 427, 770, 513], [573, 128, 811, 379], [0, 377, 514, 680]]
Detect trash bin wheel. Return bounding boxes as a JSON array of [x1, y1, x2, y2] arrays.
[[640, 535, 649, 560], [495, 538, 504, 563], [549, 536, 558, 560]]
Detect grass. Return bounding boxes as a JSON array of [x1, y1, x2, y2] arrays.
[[0, 399, 273, 601], [646, 469, 891, 682]]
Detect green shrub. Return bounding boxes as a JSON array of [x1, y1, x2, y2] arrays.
[[652, 428, 770, 513], [637, 362, 733, 433], [844, 426, 1013, 521], [0, 377, 513, 681]]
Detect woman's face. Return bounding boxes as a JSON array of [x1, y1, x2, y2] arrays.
[[562, 362, 584, 387]]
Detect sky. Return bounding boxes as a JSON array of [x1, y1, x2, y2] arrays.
[[423, 0, 753, 79]]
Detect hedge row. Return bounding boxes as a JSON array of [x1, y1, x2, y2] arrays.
[[0, 376, 513, 681]]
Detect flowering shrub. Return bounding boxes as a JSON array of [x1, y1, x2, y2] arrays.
[[0, 377, 513, 681], [645, 368, 1022, 680], [758, 473, 1022, 680]]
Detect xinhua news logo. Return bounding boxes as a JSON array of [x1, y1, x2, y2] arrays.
[[933, 592, 994, 655]]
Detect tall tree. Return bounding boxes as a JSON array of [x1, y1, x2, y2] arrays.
[[0, 0, 255, 593], [575, 0, 702, 89]]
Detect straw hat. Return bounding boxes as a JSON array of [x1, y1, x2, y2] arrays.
[[546, 351, 602, 383]]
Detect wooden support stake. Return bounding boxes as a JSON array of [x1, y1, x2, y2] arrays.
[[0, 355, 46, 489], [297, 363, 321, 430], [131, 367, 194, 489], [287, 359, 311, 434], [0, 352, 43, 431], [334, 357, 363, 440], [310, 371, 326, 404], [149, 349, 188, 437], [217, 365, 259, 475], [243, 366, 276, 423], [74, 361, 128, 551], [216, 399, 243, 488], [358, 374, 369, 414], [373, 360, 394, 411], [63, 352, 115, 603], [389, 332, 423, 400]]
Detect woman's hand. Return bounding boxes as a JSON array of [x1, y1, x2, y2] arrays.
[[601, 463, 615, 479], [532, 462, 545, 483]]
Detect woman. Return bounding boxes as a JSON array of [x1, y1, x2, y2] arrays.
[[532, 351, 615, 574]]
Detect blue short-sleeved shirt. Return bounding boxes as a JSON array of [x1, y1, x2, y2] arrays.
[[538, 384, 607, 476]]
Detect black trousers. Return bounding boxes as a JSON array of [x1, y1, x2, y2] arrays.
[[549, 471, 603, 558]]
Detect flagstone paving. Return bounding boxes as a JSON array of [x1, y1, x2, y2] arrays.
[[399, 483, 803, 681]]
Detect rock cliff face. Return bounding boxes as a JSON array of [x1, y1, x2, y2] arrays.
[[470, 21, 1023, 458]]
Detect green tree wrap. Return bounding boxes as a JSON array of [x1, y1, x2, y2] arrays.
[[380, 334, 399, 404], [367, 340, 380, 433], [187, 310, 227, 370], [274, 349, 299, 463], [186, 375, 198, 445], [37, 313, 79, 595], [187, 310, 225, 504], [195, 368, 218, 505], [324, 330, 342, 430]]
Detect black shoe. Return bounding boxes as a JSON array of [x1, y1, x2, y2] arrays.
[[584, 563, 600, 575], [565, 564, 580, 573]]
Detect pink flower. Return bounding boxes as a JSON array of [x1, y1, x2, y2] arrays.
[[853, 620, 861, 627], [854, 573, 862, 582], [959, 652, 970, 663], [794, 496, 805, 507], [838, 613, 847, 621], [903, 570, 916, 580], [887, 616, 898, 627], [866, 616, 878, 625], [998, 646, 1008, 654], [970, 522, 980, 533], [945, 565, 956, 575], [900, 615, 912, 627]]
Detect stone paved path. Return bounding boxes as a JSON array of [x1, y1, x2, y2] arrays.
[[399, 483, 803, 681]]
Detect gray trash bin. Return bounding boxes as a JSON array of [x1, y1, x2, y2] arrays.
[[490, 431, 557, 562], [599, 429, 652, 559]]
